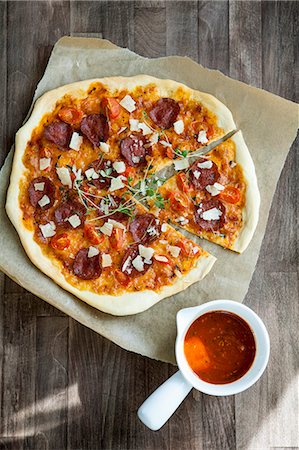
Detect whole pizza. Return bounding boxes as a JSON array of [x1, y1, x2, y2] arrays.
[[6, 75, 259, 315]]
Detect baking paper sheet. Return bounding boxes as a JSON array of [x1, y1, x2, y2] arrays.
[[0, 37, 298, 363]]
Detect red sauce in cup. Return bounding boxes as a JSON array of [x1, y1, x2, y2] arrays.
[[184, 310, 256, 384]]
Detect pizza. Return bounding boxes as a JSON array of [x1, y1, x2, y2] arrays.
[[150, 131, 259, 252], [5, 75, 259, 316]]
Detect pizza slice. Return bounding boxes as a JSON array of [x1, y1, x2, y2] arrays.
[[149, 132, 260, 253]]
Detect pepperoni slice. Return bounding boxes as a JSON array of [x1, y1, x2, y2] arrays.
[[88, 159, 116, 189], [129, 213, 161, 244], [97, 195, 131, 222], [120, 134, 149, 167], [73, 248, 102, 280], [28, 176, 55, 209], [43, 121, 72, 148], [189, 158, 220, 190], [194, 199, 226, 231], [149, 98, 180, 129], [80, 114, 109, 146], [121, 245, 151, 277], [54, 198, 86, 228]]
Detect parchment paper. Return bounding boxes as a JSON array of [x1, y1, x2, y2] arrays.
[[0, 37, 298, 363]]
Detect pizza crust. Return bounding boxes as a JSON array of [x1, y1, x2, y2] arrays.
[[230, 131, 260, 253], [6, 75, 228, 315]]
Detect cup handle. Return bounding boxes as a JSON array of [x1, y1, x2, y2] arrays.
[[137, 370, 193, 430]]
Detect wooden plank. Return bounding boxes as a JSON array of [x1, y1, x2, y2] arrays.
[[0, 0, 7, 422], [197, 1, 229, 75], [0, 0, 7, 166], [70, 1, 134, 49], [229, 1, 262, 87], [0, 293, 36, 444], [67, 319, 171, 449], [262, 1, 296, 101], [2, 292, 66, 317], [35, 316, 69, 449], [259, 0, 298, 273], [134, 4, 166, 58], [166, 1, 198, 60], [261, 141, 298, 273]]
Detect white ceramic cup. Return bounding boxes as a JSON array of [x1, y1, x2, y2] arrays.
[[138, 299, 270, 431]]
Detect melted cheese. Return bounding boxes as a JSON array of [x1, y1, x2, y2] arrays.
[[138, 244, 154, 260], [67, 214, 81, 228], [85, 168, 99, 180], [197, 130, 208, 144], [119, 95, 136, 113], [88, 246, 99, 258], [100, 222, 113, 236], [129, 119, 139, 131], [168, 245, 181, 258], [39, 158, 51, 171], [38, 195, 50, 208], [206, 182, 225, 196], [56, 167, 72, 188], [197, 160, 213, 169], [173, 119, 184, 134], [201, 207, 222, 221], [138, 122, 152, 135], [132, 255, 144, 272], [34, 182, 45, 191], [102, 253, 112, 268], [107, 218, 126, 230], [112, 161, 126, 173], [39, 221, 56, 238], [109, 175, 126, 192], [69, 132, 83, 151], [99, 142, 110, 153], [174, 158, 189, 171]]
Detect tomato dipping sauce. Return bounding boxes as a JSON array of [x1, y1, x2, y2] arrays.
[[184, 310, 256, 384]]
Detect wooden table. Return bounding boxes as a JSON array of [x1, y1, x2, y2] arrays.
[[0, 2, 298, 449]]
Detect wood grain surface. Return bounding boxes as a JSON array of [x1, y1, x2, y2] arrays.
[[0, 2, 298, 449]]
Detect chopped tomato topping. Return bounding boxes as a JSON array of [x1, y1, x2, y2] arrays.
[[39, 147, 52, 159], [102, 97, 121, 119], [219, 186, 241, 204], [168, 191, 190, 212], [124, 166, 136, 179], [115, 269, 130, 287], [191, 120, 203, 132], [206, 124, 215, 139], [176, 173, 190, 193], [84, 224, 105, 245], [58, 107, 83, 126], [50, 233, 70, 250], [109, 228, 125, 250], [176, 240, 194, 257], [166, 147, 175, 159]]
